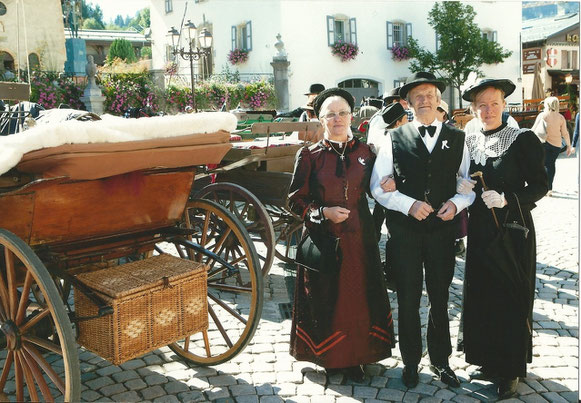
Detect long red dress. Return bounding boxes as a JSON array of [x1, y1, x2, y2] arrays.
[[288, 137, 394, 369]]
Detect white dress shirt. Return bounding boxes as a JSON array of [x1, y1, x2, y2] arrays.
[[370, 119, 475, 216]]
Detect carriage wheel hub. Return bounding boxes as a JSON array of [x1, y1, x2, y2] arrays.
[[0, 320, 21, 350]]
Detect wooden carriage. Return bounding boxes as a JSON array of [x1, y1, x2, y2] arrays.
[[0, 112, 265, 402]]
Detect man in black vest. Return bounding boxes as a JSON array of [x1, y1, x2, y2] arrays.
[[370, 72, 475, 388]]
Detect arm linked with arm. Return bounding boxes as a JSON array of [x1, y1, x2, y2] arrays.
[[448, 142, 476, 214]]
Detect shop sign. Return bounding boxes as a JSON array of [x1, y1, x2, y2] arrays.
[[523, 64, 536, 74], [523, 48, 541, 61], [566, 34, 579, 43], [546, 48, 558, 68]]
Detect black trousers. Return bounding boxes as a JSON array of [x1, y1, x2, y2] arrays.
[[387, 220, 456, 367]]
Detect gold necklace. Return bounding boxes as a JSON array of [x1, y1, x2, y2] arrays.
[[328, 141, 347, 160]]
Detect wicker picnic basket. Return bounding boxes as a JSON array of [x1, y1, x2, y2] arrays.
[[74, 254, 208, 365]]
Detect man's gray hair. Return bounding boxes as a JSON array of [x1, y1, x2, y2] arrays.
[[406, 86, 442, 106]]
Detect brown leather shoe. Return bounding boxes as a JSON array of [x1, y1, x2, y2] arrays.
[[498, 377, 519, 399]]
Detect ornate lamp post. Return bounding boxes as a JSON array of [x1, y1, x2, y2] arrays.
[[167, 20, 213, 111]]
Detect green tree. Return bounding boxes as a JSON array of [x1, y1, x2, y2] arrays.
[[407, 1, 513, 108], [82, 17, 104, 30], [140, 46, 152, 60], [81, 1, 104, 28], [107, 38, 137, 63], [127, 8, 150, 32]]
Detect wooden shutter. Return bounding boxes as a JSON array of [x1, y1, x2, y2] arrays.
[[492, 30, 498, 42], [405, 23, 412, 45], [349, 17, 357, 45], [327, 15, 335, 46], [246, 21, 252, 51], [231, 26, 237, 50], [386, 21, 393, 49]]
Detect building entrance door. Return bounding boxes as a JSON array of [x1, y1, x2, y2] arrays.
[[338, 78, 379, 105]]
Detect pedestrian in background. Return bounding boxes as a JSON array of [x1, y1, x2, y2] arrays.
[[288, 88, 394, 382], [371, 72, 474, 388], [531, 96, 573, 196], [457, 79, 548, 399]]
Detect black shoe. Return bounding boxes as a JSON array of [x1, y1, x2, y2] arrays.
[[429, 364, 461, 387], [497, 377, 519, 400], [344, 365, 365, 383], [469, 366, 497, 380], [402, 365, 419, 388]]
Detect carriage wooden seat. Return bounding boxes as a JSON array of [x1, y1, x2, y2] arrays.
[[16, 130, 232, 180]]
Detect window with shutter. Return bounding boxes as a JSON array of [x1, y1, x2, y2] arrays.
[[350, 18, 357, 45], [393, 23, 404, 47], [327, 16, 335, 46], [165, 0, 173, 13], [246, 21, 252, 51], [405, 23, 412, 45], [386, 21, 393, 49], [232, 22, 252, 51], [231, 26, 237, 51]]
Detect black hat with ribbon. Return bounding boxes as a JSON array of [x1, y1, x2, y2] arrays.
[[313, 88, 355, 117], [399, 72, 446, 100], [380, 102, 407, 127], [382, 86, 402, 104], [304, 83, 326, 96], [462, 78, 516, 102]]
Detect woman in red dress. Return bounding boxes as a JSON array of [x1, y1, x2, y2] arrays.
[[288, 88, 394, 382]]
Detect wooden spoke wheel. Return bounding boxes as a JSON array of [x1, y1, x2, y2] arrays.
[[0, 229, 80, 402], [196, 182, 275, 276], [167, 199, 263, 365], [266, 205, 303, 264]]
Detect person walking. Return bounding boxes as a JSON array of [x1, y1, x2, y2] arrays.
[[456, 79, 548, 399], [288, 88, 394, 382], [370, 72, 474, 388], [531, 96, 573, 196]]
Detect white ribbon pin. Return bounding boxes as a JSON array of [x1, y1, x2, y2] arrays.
[[358, 157, 366, 165], [442, 140, 450, 150]]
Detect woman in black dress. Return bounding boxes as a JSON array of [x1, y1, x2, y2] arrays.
[[457, 79, 548, 398], [288, 88, 394, 382]]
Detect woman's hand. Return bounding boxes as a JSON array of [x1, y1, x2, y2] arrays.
[[481, 190, 507, 209], [380, 175, 396, 192], [566, 145, 573, 157], [456, 178, 477, 195], [323, 206, 351, 223]]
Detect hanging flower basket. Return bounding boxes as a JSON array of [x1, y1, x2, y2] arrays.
[[331, 41, 359, 62], [391, 44, 410, 61], [228, 48, 249, 65]]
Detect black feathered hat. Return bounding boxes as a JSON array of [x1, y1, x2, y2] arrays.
[[399, 72, 446, 100], [462, 78, 516, 102], [313, 88, 355, 117]]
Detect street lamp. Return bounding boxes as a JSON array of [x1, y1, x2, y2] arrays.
[[167, 20, 213, 111]]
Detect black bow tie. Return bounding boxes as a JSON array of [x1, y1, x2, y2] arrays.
[[419, 125, 437, 137]]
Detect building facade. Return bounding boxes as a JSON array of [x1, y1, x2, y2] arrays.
[[521, 11, 580, 100], [0, 0, 66, 76], [150, 0, 522, 111]]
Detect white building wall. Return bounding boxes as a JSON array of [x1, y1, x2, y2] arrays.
[[150, 0, 522, 111]]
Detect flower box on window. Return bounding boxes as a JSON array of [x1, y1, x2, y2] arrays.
[[391, 44, 410, 61], [331, 41, 359, 62], [228, 48, 249, 65]]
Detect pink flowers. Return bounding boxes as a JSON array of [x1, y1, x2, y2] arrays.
[[391, 44, 410, 61], [228, 49, 249, 65], [331, 41, 359, 62]]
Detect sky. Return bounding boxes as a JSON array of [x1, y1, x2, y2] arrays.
[[89, 0, 145, 23]]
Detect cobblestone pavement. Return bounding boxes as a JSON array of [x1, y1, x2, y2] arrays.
[[2, 157, 577, 402]]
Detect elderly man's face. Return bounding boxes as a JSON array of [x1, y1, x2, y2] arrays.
[[408, 84, 440, 124]]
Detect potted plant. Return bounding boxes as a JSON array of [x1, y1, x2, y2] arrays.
[[228, 48, 249, 65], [331, 41, 359, 62], [391, 43, 410, 61]]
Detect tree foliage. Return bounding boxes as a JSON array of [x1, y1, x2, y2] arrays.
[[107, 39, 137, 63], [407, 2, 513, 107], [81, 1, 104, 28]]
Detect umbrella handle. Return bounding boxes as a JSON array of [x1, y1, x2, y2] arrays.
[[473, 174, 501, 230]]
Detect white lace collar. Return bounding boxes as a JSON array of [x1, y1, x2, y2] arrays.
[[466, 125, 521, 166]]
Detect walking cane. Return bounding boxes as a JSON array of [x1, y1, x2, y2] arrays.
[[470, 171, 500, 229]]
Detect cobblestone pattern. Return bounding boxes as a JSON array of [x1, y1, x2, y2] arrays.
[[1, 156, 577, 402]]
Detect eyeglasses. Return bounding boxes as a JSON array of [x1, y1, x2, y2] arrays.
[[321, 110, 351, 120]]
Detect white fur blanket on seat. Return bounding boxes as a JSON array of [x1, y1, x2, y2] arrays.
[[0, 112, 237, 176]]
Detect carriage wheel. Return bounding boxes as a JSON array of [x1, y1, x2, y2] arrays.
[[196, 182, 275, 276], [168, 199, 263, 365], [0, 230, 80, 402], [267, 205, 303, 264]]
